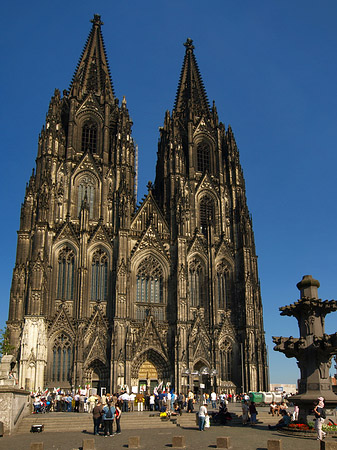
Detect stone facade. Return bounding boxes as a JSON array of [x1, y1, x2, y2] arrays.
[[7, 15, 268, 394]]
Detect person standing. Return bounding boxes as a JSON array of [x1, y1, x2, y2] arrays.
[[136, 391, 144, 411], [211, 391, 217, 409], [198, 402, 208, 431], [92, 400, 103, 435], [249, 401, 257, 425], [115, 402, 122, 434], [102, 401, 116, 437], [314, 397, 327, 441], [242, 400, 249, 425]]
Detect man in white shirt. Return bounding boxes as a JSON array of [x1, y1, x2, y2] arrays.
[[211, 391, 217, 409], [198, 403, 208, 431]]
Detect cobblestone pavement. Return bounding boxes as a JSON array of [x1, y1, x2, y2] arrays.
[[1, 403, 336, 450]]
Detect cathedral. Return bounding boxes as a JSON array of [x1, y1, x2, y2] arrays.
[[7, 15, 269, 394]]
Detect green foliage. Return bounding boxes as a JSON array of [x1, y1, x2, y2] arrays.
[[0, 327, 15, 358]]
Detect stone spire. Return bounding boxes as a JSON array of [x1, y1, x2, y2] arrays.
[[69, 14, 114, 99], [173, 38, 210, 120]]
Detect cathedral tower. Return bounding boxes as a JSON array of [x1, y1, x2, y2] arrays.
[[7, 17, 268, 393]]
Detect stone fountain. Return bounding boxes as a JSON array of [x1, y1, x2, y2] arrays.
[[273, 275, 337, 422]]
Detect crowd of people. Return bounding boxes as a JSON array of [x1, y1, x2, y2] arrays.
[[31, 388, 328, 441]]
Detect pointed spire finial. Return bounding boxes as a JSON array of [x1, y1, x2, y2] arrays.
[[184, 38, 194, 51], [91, 14, 103, 27]]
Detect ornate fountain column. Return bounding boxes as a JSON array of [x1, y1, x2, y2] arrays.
[[273, 275, 337, 422]]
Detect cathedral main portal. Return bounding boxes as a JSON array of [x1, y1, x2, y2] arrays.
[[138, 360, 158, 392]]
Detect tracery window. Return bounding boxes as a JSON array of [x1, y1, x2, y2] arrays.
[[57, 247, 75, 300], [82, 121, 97, 153], [197, 142, 210, 173], [189, 258, 204, 307], [220, 339, 232, 381], [136, 256, 163, 304], [52, 333, 72, 383], [200, 195, 215, 234], [91, 249, 108, 301], [77, 176, 95, 219], [216, 265, 228, 309]]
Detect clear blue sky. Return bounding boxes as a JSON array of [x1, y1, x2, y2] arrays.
[[1, 0, 337, 386]]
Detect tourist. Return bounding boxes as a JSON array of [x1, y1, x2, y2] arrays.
[[242, 400, 249, 425], [249, 401, 257, 425], [187, 390, 194, 413], [269, 400, 278, 416], [314, 397, 327, 441], [88, 393, 97, 413], [115, 401, 122, 434], [121, 391, 129, 412], [268, 410, 291, 430], [198, 402, 208, 431], [129, 392, 136, 411], [149, 393, 155, 411], [92, 400, 103, 435], [136, 391, 144, 411], [211, 390, 217, 409], [102, 401, 116, 437]]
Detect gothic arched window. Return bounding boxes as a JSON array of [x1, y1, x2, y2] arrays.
[[200, 195, 215, 234], [57, 247, 75, 300], [136, 256, 163, 304], [220, 339, 233, 381], [91, 249, 108, 301], [216, 264, 228, 309], [52, 333, 72, 383], [189, 258, 204, 307], [82, 121, 97, 153], [197, 142, 210, 173], [77, 176, 95, 219]]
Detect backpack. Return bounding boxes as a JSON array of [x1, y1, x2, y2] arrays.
[[106, 407, 113, 419], [321, 409, 326, 419]]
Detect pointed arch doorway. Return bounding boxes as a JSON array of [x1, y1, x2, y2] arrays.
[[138, 360, 158, 392]]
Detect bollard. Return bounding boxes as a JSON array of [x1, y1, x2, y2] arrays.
[[30, 444, 44, 450], [216, 436, 231, 449], [172, 435, 186, 448], [267, 439, 282, 450], [82, 438, 95, 450], [129, 436, 140, 448], [320, 441, 337, 450]]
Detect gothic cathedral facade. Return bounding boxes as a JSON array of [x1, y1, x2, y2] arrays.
[[7, 15, 268, 394]]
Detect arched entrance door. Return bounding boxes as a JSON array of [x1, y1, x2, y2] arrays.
[[138, 360, 158, 393], [131, 349, 169, 393], [84, 359, 109, 395]]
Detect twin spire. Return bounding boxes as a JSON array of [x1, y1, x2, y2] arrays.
[[174, 38, 210, 118], [70, 15, 210, 118], [70, 14, 114, 99]]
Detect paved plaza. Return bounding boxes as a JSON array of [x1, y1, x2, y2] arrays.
[[1, 403, 336, 450]]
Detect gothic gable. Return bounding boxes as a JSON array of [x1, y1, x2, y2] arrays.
[[75, 92, 104, 121], [217, 312, 236, 344], [88, 222, 112, 246], [189, 314, 210, 345], [196, 172, 219, 197], [187, 234, 207, 260], [134, 316, 167, 358], [54, 221, 79, 246], [215, 240, 234, 263], [131, 191, 170, 236], [83, 334, 108, 367], [193, 116, 215, 140], [72, 150, 102, 182], [131, 224, 169, 261], [48, 303, 75, 340]]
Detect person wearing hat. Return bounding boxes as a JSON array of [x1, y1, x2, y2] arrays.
[[313, 397, 327, 441]]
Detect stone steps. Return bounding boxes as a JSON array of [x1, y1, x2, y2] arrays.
[[16, 412, 177, 434]]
